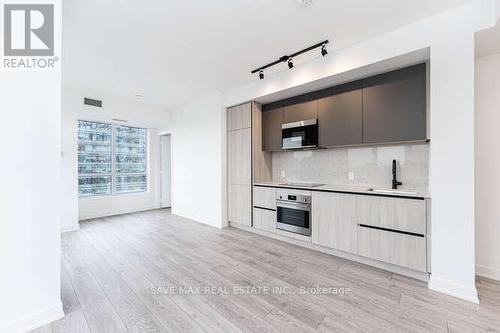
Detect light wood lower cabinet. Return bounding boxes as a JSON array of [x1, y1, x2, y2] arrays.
[[357, 225, 427, 272], [311, 191, 428, 272], [311, 192, 357, 254], [253, 186, 276, 210], [356, 195, 426, 234], [253, 208, 276, 233]]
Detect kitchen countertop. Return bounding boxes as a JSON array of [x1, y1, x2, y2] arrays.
[[253, 181, 430, 199]]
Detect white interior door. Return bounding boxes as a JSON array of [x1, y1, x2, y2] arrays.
[[160, 135, 171, 208]]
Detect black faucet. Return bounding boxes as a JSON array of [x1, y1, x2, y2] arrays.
[[392, 159, 402, 190]]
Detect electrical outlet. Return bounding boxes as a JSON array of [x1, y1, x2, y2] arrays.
[[348, 171, 355, 181]]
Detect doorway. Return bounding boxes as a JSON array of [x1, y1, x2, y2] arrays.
[[160, 134, 171, 208]]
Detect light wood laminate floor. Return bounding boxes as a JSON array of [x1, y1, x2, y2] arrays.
[[32, 209, 500, 333]]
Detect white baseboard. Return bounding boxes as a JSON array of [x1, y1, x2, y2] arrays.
[[476, 265, 500, 281], [79, 205, 160, 221], [428, 276, 479, 303], [3, 301, 63, 333], [61, 224, 80, 233]]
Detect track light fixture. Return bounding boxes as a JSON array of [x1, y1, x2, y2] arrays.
[[251, 40, 329, 79], [321, 44, 328, 56]]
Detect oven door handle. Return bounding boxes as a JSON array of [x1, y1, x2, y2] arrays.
[[276, 201, 311, 211]]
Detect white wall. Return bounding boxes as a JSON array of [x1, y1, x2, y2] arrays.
[[475, 52, 500, 281], [61, 90, 79, 231], [160, 135, 172, 208], [61, 87, 169, 224], [165, 0, 500, 302], [0, 1, 64, 331], [159, 93, 226, 228]]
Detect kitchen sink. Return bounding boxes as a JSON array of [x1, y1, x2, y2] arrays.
[[366, 188, 418, 195], [279, 182, 325, 188]]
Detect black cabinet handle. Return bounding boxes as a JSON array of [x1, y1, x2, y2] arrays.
[[253, 206, 276, 212], [358, 224, 424, 237]]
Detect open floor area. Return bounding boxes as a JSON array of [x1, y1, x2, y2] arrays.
[[33, 210, 500, 333]]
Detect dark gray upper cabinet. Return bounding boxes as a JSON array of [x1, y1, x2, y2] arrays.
[[362, 64, 427, 144], [262, 102, 284, 151], [317, 81, 363, 147], [283, 94, 318, 123]]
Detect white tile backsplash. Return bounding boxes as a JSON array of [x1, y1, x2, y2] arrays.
[[272, 143, 429, 191]]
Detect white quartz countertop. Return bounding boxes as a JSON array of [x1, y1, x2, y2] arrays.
[[253, 181, 430, 199]]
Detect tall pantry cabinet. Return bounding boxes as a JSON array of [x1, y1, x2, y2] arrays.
[[227, 103, 252, 226]]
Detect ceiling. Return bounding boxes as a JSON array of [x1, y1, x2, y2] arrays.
[[62, 0, 473, 109]]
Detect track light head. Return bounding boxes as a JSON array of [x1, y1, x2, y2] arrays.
[[288, 58, 294, 69], [259, 70, 264, 80], [321, 44, 328, 56]]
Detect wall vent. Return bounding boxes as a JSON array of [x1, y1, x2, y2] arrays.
[[84, 97, 102, 108]]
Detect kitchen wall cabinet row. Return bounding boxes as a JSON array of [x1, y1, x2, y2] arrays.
[[262, 63, 427, 151]]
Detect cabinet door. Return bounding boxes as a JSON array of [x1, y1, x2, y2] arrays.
[[228, 184, 251, 226], [357, 226, 427, 272], [311, 192, 357, 254], [262, 104, 283, 151], [283, 94, 318, 123], [227, 103, 251, 131], [356, 196, 426, 235], [227, 128, 251, 185], [253, 186, 276, 210], [362, 63, 426, 144], [317, 81, 362, 147], [253, 208, 276, 233]]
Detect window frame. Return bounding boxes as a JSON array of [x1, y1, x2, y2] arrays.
[[77, 120, 113, 197], [113, 124, 149, 195], [77, 119, 149, 198]]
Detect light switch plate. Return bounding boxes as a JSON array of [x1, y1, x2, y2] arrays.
[[348, 171, 355, 181]]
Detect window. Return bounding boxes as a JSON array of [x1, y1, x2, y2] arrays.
[[78, 120, 147, 197], [78, 121, 112, 197], [115, 125, 147, 193]]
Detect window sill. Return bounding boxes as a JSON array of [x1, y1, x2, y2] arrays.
[[79, 190, 151, 199]]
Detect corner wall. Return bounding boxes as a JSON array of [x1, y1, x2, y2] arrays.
[[475, 52, 500, 281], [160, 93, 226, 228], [61, 87, 168, 225]]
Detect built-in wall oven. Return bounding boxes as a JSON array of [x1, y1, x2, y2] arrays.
[[282, 119, 318, 150], [276, 191, 311, 236]]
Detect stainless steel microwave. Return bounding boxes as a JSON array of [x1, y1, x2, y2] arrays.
[[282, 119, 318, 150]]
